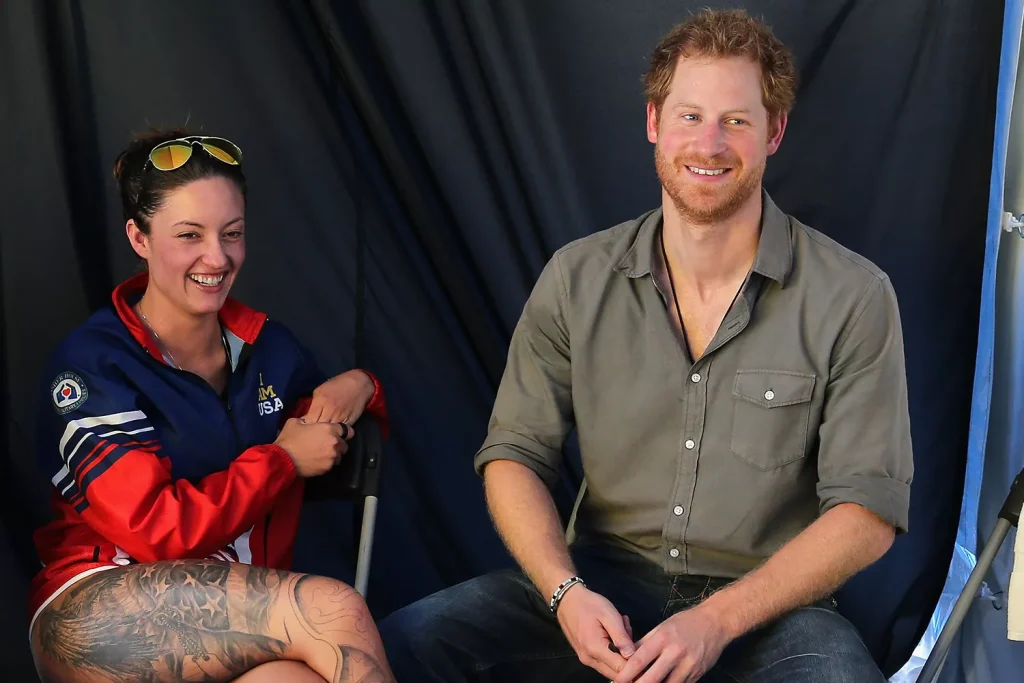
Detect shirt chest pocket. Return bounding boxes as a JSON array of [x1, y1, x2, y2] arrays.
[[730, 370, 816, 470]]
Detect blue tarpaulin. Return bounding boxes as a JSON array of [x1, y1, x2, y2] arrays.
[[894, 3, 1024, 681]]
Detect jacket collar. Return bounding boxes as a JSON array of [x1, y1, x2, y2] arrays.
[[112, 272, 267, 364]]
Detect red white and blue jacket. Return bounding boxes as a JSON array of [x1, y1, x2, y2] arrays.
[[28, 273, 387, 617]]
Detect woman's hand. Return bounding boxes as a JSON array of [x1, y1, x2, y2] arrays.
[[275, 418, 348, 477], [303, 370, 376, 427]]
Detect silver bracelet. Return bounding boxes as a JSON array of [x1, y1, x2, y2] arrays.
[[549, 576, 586, 614]]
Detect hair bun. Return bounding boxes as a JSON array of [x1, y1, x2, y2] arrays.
[[111, 148, 131, 183]]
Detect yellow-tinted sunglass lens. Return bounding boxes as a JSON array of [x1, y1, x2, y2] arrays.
[[202, 143, 238, 165], [150, 143, 193, 171]]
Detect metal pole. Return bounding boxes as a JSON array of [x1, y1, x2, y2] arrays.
[[916, 467, 1024, 682], [916, 518, 1013, 683], [354, 495, 379, 597]]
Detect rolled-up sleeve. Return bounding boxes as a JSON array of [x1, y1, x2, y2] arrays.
[[474, 254, 574, 486], [816, 274, 914, 532]]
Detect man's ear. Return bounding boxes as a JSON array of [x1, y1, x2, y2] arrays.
[[126, 220, 150, 260], [646, 101, 660, 144], [766, 112, 788, 156]]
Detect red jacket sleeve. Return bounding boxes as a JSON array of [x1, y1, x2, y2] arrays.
[[83, 443, 297, 564], [284, 396, 314, 420], [42, 373, 298, 564], [362, 370, 390, 440], [282, 370, 390, 440]]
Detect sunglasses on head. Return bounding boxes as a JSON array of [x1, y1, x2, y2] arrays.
[[146, 136, 243, 172]]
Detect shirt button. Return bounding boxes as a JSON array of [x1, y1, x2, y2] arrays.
[[764, 389, 775, 401], [669, 548, 680, 558], [690, 372, 701, 383], [684, 439, 695, 449], [673, 505, 684, 516]]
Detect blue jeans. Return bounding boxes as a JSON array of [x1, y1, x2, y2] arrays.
[[378, 539, 886, 682]]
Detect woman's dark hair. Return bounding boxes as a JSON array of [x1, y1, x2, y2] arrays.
[[112, 127, 247, 234]]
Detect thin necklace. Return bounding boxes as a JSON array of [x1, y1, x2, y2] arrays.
[[137, 303, 181, 369], [136, 301, 230, 372]]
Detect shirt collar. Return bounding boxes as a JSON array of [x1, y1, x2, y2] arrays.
[[615, 189, 794, 287]]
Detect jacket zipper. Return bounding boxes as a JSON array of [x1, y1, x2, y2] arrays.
[[143, 338, 242, 451], [222, 387, 242, 451]]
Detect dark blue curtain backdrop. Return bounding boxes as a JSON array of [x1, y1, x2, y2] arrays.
[[0, 0, 1003, 679]]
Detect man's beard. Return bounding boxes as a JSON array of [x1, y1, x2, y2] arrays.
[[655, 144, 764, 225]]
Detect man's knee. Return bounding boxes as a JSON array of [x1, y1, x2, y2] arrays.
[[378, 572, 522, 672], [774, 649, 885, 683], [378, 590, 450, 655], [720, 604, 886, 683], [381, 569, 527, 637], [382, 568, 557, 677]]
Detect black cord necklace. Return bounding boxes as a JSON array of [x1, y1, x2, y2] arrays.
[[660, 230, 686, 339], [659, 229, 747, 360]]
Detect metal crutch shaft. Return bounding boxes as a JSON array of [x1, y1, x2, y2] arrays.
[[354, 495, 379, 597], [916, 467, 1024, 683], [916, 518, 1012, 683]]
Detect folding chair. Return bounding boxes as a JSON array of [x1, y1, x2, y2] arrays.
[[304, 415, 385, 597]]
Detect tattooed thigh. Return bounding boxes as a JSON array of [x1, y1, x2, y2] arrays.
[[30, 561, 393, 683]]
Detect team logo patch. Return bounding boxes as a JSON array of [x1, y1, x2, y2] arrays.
[[51, 371, 88, 414]]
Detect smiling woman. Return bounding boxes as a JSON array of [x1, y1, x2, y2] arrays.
[[25, 128, 396, 683], [117, 133, 249, 383]]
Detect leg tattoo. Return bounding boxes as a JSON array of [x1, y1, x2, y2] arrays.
[[291, 575, 391, 682], [33, 561, 393, 683]]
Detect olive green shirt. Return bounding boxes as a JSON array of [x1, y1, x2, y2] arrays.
[[474, 191, 914, 578]]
